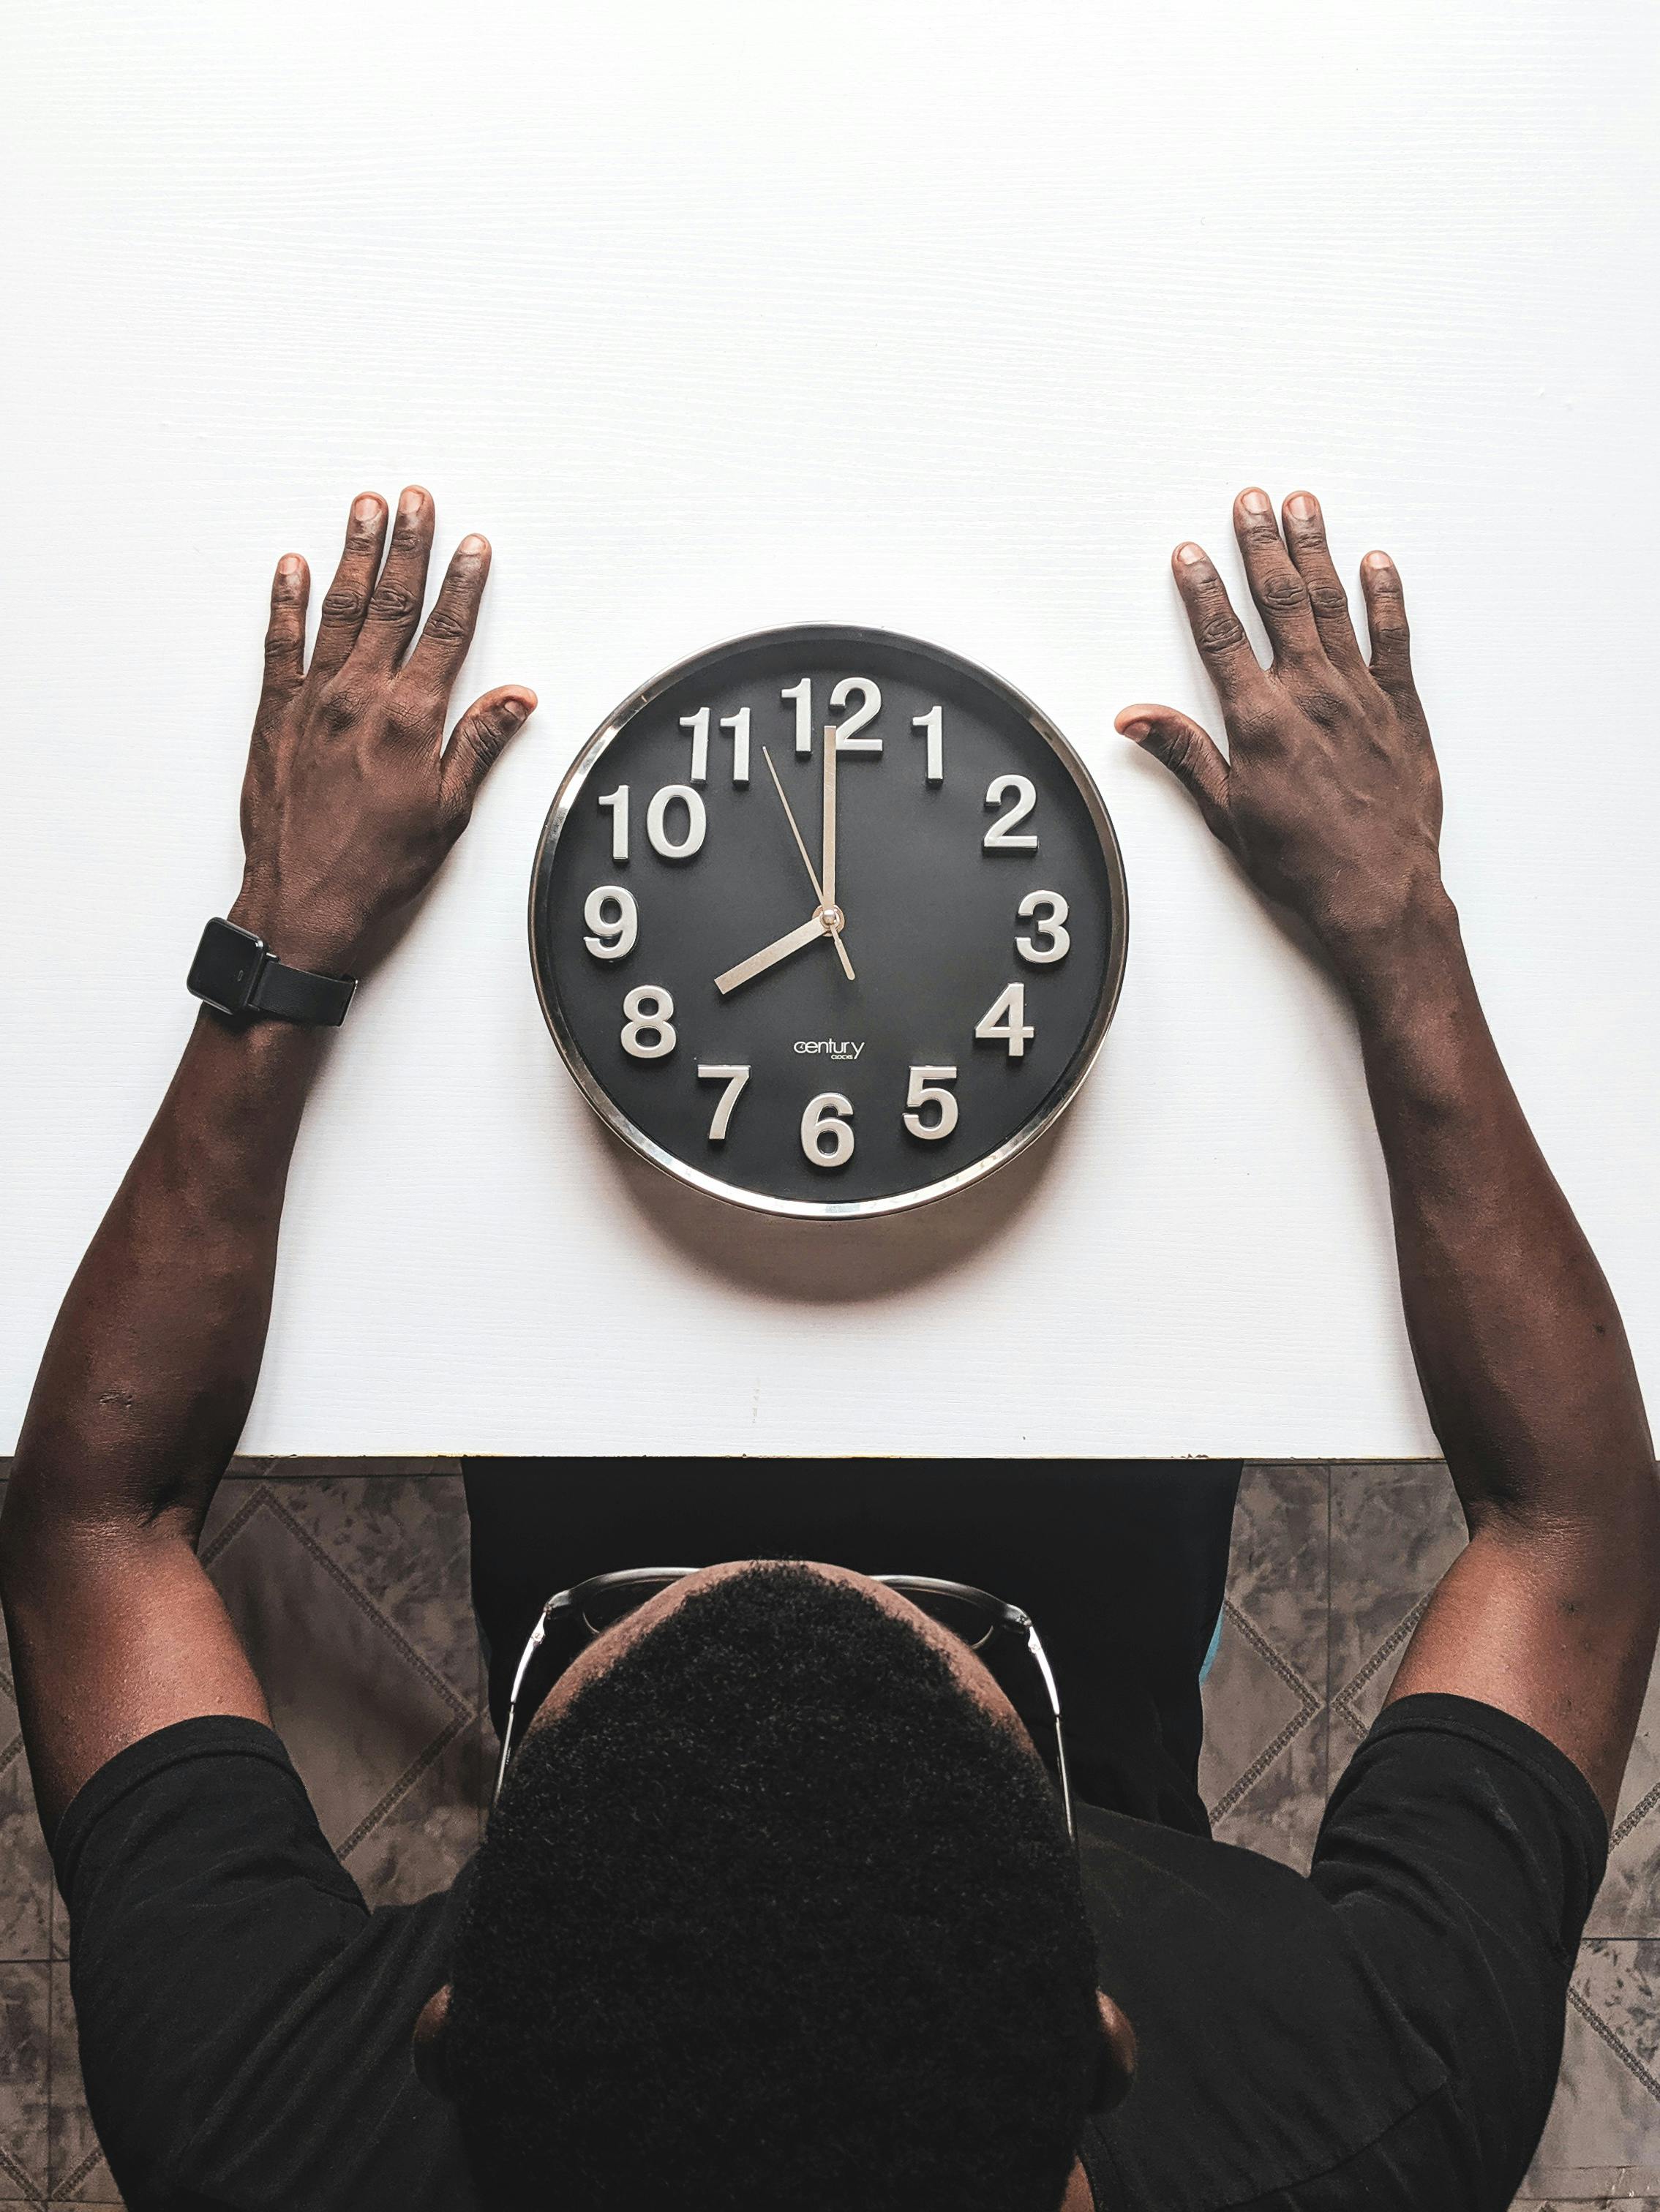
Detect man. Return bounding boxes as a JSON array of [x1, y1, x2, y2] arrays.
[[2, 482, 1653, 2212]]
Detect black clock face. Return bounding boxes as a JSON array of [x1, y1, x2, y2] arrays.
[[530, 625, 1127, 1216]]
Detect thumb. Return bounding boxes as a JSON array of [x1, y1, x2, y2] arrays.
[[440, 686, 538, 827], [1115, 704, 1233, 847]]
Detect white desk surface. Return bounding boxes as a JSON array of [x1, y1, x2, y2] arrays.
[[4, 1, 1656, 1457]]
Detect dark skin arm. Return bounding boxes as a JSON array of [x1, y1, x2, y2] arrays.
[[0, 485, 536, 1832], [1116, 488, 1659, 1820]]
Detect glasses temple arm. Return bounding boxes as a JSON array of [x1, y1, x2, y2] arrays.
[[1024, 1622, 1075, 1841], [492, 1614, 549, 1806]]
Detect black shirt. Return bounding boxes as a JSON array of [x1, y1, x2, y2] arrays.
[[54, 1690, 1604, 2212]]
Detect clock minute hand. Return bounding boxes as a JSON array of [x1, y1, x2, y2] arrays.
[[762, 745, 855, 982], [714, 912, 835, 998], [821, 719, 838, 914]]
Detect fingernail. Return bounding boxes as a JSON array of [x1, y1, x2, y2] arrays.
[[1363, 550, 1392, 571], [1286, 492, 1317, 522], [1239, 487, 1271, 515], [277, 553, 302, 577], [1119, 720, 1152, 741], [502, 693, 535, 722], [1176, 542, 1209, 568], [458, 533, 487, 557], [352, 493, 382, 524], [399, 486, 426, 517]]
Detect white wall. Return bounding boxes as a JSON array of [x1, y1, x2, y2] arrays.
[[4, 1, 1656, 1457]]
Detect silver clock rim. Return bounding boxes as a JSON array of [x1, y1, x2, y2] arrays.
[[527, 622, 1130, 1222]]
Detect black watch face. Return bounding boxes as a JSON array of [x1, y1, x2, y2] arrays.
[[530, 625, 1127, 1217], [187, 919, 263, 1015]]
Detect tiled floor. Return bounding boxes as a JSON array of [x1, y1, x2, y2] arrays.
[[0, 1460, 1656, 2207]]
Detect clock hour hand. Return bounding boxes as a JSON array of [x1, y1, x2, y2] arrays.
[[715, 911, 838, 998], [762, 745, 855, 982]]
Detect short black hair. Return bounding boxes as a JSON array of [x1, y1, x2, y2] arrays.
[[443, 1562, 1100, 2211]]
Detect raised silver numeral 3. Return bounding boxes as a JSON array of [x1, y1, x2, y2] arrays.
[[1015, 890, 1070, 964]]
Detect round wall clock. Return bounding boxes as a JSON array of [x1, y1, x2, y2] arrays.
[[529, 625, 1128, 1219]]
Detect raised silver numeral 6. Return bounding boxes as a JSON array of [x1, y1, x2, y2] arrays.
[[620, 985, 677, 1059], [1015, 890, 1070, 964], [583, 885, 638, 960], [801, 1092, 855, 1167]]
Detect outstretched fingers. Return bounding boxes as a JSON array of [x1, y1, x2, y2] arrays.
[[356, 485, 435, 669], [260, 553, 309, 707], [1232, 489, 1321, 668], [1280, 491, 1365, 674], [1361, 551, 1416, 701], [402, 533, 491, 702], [1114, 704, 1234, 849], [309, 493, 388, 685], [1171, 542, 1269, 715], [440, 686, 538, 828]]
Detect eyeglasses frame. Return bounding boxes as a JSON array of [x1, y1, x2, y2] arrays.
[[492, 1566, 1074, 1837]]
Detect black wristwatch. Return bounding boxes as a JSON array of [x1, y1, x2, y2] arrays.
[[187, 918, 356, 1027]]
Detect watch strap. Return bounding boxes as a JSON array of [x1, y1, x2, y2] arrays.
[[247, 952, 356, 1027]]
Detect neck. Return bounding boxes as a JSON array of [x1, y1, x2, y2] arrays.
[[1062, 2156, 1094, 2211]]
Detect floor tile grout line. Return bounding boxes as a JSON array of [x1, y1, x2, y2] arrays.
[[43, 1930, 55, 2202], [1322, 1463, 1332, 1809]]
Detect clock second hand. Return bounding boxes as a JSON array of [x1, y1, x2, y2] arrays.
[[762, 745, 855, 982]]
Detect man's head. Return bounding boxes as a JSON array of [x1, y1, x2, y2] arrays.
[[427, 1560, 1126, 2211]]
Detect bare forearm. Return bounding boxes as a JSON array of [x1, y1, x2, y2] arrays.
[[1343, 892, 1655, 1536], [4, 1010, 320, 1555]]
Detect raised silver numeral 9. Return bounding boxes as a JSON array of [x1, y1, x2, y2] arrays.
[[801, 1092, 855, 1167], [620, 985, 677, 1059], [1015, 890, 1070, 964], [582, 885, 638, 960]]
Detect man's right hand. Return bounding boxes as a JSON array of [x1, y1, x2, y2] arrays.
[[1114, 488, 1446, 978]]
